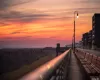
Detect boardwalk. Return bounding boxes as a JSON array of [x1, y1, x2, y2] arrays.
[[67, 52, 90, 80]]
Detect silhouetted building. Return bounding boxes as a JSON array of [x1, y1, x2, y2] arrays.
[[78, 41, 83, 48], [92, 13, 100, 49], [82, 32, 88, 48], [88, 30, 92, 49]]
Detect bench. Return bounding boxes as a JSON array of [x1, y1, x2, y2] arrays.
[[75, 49, 86, 60], [75, 50, 90, 64], [75, 49, 100, 79]]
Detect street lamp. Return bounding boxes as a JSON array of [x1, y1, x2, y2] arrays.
[[73, 11, 79, 53]]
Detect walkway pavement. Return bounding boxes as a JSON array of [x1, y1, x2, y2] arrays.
[[67, 52, 90, 80]]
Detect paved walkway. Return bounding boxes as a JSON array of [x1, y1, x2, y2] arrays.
[[67, 52, 90, 80]]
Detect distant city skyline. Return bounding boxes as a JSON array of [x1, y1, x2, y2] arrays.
[[0, 0, 100, 48]]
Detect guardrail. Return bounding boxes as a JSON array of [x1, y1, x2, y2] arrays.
[[19, 49, 71, 80]]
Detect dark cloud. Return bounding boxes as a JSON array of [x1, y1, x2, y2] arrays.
[[0, 10, 51, 23], [1, 36, 32, 41], [77, 8, 100, 14], [0, 0, 11, 10], [0, 10, 72, 24], [76, 0, 100, 5], [63, 7, 100, 15], [0, 0, 38, 10], [81, 0, 100, 3], [0, 11, 47, 19], [0, 8, 99, 25], [11, 31, 20, 34], [0, 22, 11, 26]]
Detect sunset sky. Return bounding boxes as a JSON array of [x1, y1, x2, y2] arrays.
[[0, 0, 100, 48]]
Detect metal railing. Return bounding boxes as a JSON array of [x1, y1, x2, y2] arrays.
[[19, 49, 71, 80]]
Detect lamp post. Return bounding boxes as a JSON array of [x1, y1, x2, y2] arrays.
[[73, 11, 79, 53]]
